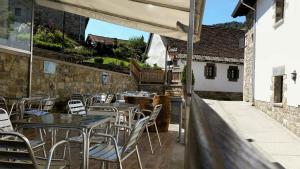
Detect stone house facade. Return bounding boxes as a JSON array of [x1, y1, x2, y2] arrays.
[[232, 0, 300, 136]]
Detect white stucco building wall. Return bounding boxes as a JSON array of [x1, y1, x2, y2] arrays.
[[178, 60, 244, 92], [254, 0, 300, 107], [146, 34, 170, 68]]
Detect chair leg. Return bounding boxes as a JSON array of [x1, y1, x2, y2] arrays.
[[118, 160, 123, 169], [146, 125, 154, 154], [136, 146, 143, 169], [154, 122, 162, 147], [42, 144, 47, 158]]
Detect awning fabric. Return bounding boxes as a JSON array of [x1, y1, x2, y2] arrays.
[[35, 0, 205, 41]]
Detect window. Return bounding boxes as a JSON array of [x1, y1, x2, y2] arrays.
[[275, 0, 284, 23], [15, 8, 21, 17], [0, 0, 33, 52], [204, 63, 216, 79], [227, 66, 239, 81], [273, 76, 283, 103]]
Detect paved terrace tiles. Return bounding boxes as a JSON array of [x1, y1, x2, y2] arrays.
[[204, 99, 300, 169]]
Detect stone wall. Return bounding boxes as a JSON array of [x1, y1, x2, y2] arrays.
[[0, 50, 138, 101], [255, 100, 300, 137], [243, 12, 255, 103], [195, 91, 243, 101]]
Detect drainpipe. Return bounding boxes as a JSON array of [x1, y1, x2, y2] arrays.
[[240, 0, 256, 105], [28, 0, 35, 97]]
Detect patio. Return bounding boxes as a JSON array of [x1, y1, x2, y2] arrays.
[[23, 125, 184, 169]]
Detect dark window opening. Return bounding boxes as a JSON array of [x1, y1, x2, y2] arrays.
[[204, 63, 216, 79], [15, 8, 21, 17], [274, 76, 283, 103], [227, 66, 239, 82], [275, 0, 284, 23]]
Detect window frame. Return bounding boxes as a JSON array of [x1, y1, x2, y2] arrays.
[[15, 8, 22, 17], [204, 63, 216, 79], [275, 0, 285, 24], [227, 66, 239, 82]]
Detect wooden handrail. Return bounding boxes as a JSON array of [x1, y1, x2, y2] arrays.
[[185, 93, 277, 169]]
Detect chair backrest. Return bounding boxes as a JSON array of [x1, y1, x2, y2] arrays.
[[105, 94, 114, 104], [0, 108, 14, 132], [68, 100, 86, 115], [42, 98, 56, 112], [149, 104, 163, 121], [90, 95, 103, 105], [123, 116, 149, 153], [70, 93, 84, 103], [0, 131, 39, 169], [100, 93, 107, 102], [0, 97, 8, 112]]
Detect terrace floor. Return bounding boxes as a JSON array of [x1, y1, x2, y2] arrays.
[[25, 125, 184, 169], [204, 99, 300, 169]]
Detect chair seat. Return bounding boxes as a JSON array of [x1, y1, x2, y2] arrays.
[[30, 139, 45, 149], [67, 135, 106, 144], [36, 158, 69, 169], [89, 144, 123, 162], [24, 109, 49, 116], [0, 158, 68, 169]]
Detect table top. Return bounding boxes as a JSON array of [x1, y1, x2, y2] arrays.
[[13, 113, 112, 129]]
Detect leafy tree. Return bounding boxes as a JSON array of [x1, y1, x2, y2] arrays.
[[113, 36, 147, 62], [213, 21, 246, 30]]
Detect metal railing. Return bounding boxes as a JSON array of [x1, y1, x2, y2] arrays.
[[185, 93, 277, 169]]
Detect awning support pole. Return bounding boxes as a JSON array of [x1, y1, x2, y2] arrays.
[[28, 0, 35, 98], [184, 0, 195, 144]]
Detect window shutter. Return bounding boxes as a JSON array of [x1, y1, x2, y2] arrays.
[[204, 65, 208, 78], [236, 68, 239, 79], [213, 65, 217, 78], [227, 68, 231, 79]]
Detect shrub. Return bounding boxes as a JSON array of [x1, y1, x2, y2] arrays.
[[181, 65, 195, 85], [94, 57, 104, 64]]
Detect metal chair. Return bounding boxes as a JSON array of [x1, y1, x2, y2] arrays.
[[89, 116, 150, 169], [24, 98, 56, 117], [70, 93, 86, 106], [104, 94, 114, 104], [0, 131, 71, 169], [141, 104, 163, 154], [0, 108, 47, 157], [0, 97, 8, 112], [67, 100, 87, 115]]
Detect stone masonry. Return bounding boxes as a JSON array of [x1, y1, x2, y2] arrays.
[[242, 11, 300, 137], [0, 50, 137, 101], [243, 12, 255, 103]]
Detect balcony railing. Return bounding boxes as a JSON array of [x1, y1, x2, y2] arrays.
[[185, 93, 277, 169]]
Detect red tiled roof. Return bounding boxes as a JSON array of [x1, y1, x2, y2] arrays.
[[165, 25, 245, 62]]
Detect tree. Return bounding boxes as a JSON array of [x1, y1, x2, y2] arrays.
[[181, 65, 195, 86], [113, 36, 147, 62]]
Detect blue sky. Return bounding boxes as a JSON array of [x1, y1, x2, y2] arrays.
[[85, 0, 245, 41]]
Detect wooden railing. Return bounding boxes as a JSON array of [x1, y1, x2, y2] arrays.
[[130, 60, 164, 84], [185, 93, 277, 169]]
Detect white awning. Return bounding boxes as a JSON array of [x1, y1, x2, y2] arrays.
[[35, 0, 205, 41]]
